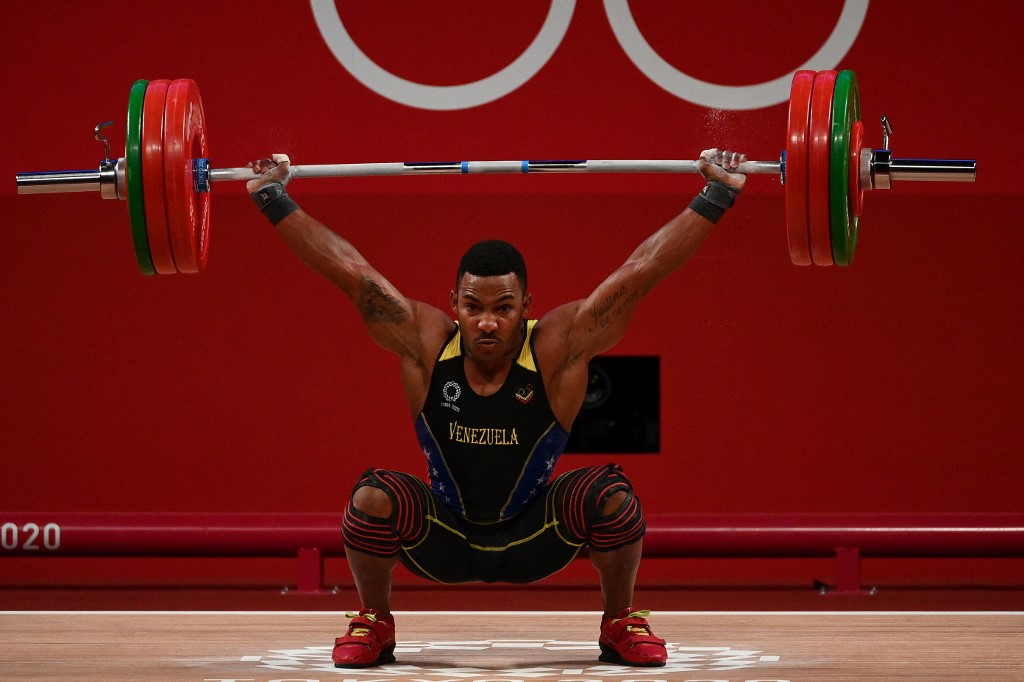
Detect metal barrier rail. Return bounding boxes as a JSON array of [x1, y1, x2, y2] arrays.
[[4, 512, 1023, 594]]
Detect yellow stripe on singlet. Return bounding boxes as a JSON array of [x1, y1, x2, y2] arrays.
[[437, 320, 539, 368], [516, 320, 538, 372], [438, 326, 462, 362], [423, 514, 582, 552], [498, 420, 558, 520], [401, 512, 585, 584]]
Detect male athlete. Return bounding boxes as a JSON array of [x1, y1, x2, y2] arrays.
[[247, 148, 746, 668]]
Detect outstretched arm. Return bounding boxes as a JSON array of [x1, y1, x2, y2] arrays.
[[555, 148, 747, 362], [247, 155, 452, 361]]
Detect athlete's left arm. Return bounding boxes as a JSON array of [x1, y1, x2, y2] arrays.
[[561, 149, 747, 362]]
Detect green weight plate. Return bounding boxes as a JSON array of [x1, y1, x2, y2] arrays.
[[126, 79, 155, 275], [829, 70, 860, 266]]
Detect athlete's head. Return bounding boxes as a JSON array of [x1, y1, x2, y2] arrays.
[[456, 240, 527, 294], [451, 240, 532, 357]]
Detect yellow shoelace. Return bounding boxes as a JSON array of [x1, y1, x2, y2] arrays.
[[345, 611, 382, 638], [612, 609, 653, 634]]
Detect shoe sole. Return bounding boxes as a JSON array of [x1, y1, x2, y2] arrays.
[[598, 642, 667, 668], [334, 645, 396, 669]]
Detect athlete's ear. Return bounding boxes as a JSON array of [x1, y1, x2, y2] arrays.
[[450, 289, 458, 312], [522, 292, 533, 314]]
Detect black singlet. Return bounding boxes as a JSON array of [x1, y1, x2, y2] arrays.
[[414, 320, 570, 523]]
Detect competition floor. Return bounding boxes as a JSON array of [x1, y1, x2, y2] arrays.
[[3, 609, 1023, 681]]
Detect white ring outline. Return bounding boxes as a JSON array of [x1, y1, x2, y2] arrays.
[[602, 0, 870, 111], [309, 0, 576, 111], [442, 381, 461, 402]]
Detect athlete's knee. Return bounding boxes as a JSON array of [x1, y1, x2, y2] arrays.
[[351, 483, 393, 518], [556, 464, 646, 550], [342, 468, 429, 556], [589, 465, 645, 551], [601, 489, 628, 517], [342, 470, 401, 557]]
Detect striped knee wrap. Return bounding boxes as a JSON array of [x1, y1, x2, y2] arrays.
[[341, 468, 430, 557], [556, 464, 646, 551]]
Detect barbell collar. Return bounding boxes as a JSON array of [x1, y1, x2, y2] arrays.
[[873, 149, 893, 189]]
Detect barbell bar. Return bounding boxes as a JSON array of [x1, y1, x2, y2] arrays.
[[15, 155, 972, 190], [15, 72, 976, 275]]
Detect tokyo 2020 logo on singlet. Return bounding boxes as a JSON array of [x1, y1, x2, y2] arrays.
[[310, 0, 868, 111]]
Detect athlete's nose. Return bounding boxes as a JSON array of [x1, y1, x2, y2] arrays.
[[478, 314, 498, 332]]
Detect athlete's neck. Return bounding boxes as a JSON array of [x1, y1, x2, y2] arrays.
[[462, 320, 526, 395]]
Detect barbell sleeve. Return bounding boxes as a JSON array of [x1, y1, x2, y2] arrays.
[[16, 169, 106, 194], [886, 158, 976, 183]]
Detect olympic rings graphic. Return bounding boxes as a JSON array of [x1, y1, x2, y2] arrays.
[[310, 0, 575, 111], [310, 0, 869, 112]]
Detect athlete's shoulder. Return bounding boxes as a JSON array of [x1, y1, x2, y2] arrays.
[[530, 301, 587, 372], [408, 300, 458, 360], [532, 301, 582, 346]]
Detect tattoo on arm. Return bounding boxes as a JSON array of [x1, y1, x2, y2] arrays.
[[359, 277, 409, 323], [588, 284, 640, 332]]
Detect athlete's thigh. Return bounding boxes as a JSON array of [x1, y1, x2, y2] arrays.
[[397, 494, 481, 584]]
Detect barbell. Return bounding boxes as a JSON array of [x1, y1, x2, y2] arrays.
[[16, 71, 976, 274]]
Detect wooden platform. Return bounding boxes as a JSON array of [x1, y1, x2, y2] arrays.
[[2, 610, 1022, 680]]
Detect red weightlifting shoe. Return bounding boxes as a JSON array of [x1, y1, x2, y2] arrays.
[[598, 608, 667, 667], [332, 609, 396, 668]]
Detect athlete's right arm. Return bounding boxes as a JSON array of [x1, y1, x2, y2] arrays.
[[247, 155, 454, 361]]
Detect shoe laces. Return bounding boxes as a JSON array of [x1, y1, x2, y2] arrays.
[[610, 609, 653, 635], [344, 611, 385, 638]]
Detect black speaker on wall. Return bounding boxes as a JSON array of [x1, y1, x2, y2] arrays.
[[564, 355, 660, 454]]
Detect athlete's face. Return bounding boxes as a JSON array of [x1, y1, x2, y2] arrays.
[[451, 273, 532, 359]]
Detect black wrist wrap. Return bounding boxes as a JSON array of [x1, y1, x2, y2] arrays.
[[688, 180, 740, 224], [251, 182, 299, 225]]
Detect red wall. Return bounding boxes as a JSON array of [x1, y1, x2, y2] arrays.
[[2, 2, 1022, 573]]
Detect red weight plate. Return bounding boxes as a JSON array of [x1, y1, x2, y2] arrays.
[[164, 79, 210, 273], [142, 80, 176, 275], [849, 119, 864, 217], [785, 70, 816, 266], [808, 70, 837, 266]]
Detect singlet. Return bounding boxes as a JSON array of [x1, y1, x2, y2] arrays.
[[414, 320, 571, 523]]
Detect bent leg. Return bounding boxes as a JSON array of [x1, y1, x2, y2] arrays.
[[341, 469, 431, 614], [335, 469, 432, 669], [345, 485, 399, 614], [589, 490, 643, 615], [553, 464, 647, 613], [552, 464, 665, 667]]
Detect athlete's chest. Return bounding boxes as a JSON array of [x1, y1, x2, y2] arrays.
[[429, 360, 541, 417]]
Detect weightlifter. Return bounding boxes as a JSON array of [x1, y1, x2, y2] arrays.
[[246, 148, 747, 668]]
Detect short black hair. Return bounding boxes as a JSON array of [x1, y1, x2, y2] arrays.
[[456, 240, 527, 291]]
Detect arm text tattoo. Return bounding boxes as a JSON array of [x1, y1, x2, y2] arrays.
[[588, 284, 640, 332], [359, 277, 409, 323]]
